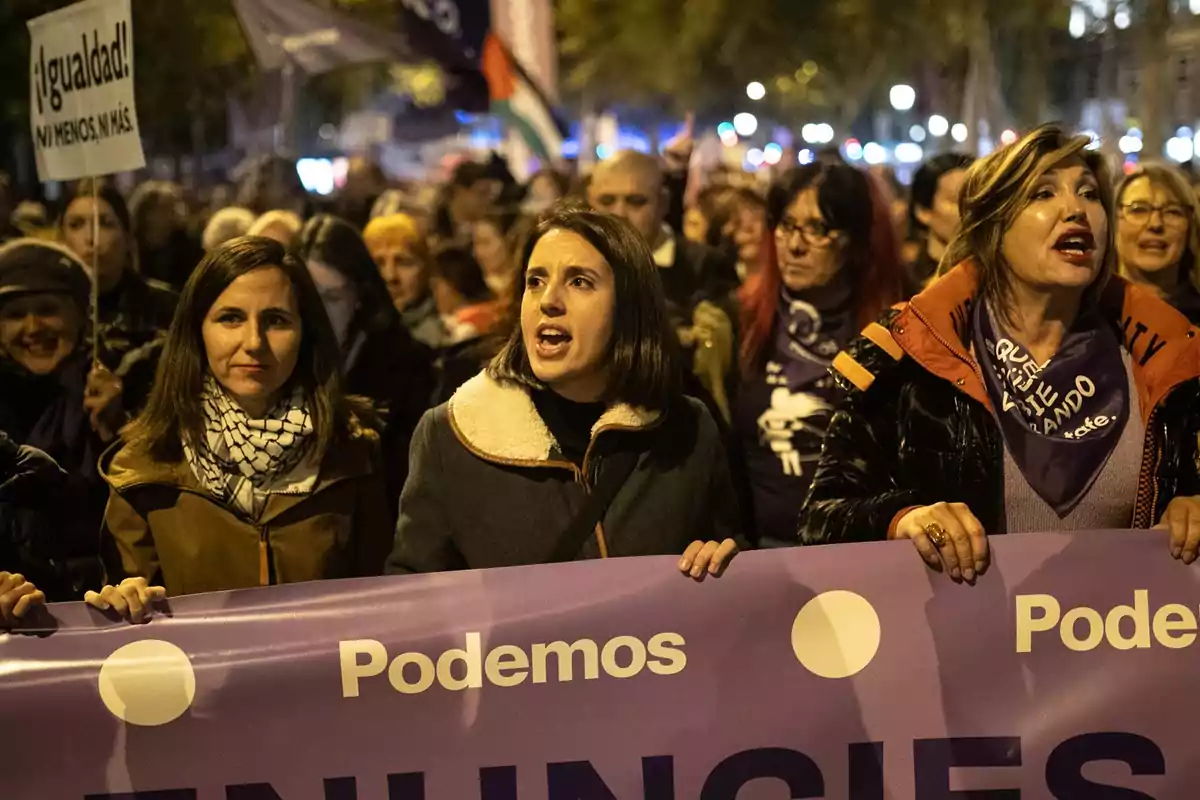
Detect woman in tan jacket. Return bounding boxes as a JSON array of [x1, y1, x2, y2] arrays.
[[86, 236, 393, 621]]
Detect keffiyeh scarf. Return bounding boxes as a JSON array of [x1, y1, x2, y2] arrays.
[[183, 378, 315, 518]]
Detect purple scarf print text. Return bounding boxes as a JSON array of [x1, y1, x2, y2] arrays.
[[1, 530, 1195, 798]]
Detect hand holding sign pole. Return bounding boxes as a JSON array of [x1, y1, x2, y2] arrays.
[[27, 0, 145, 361]]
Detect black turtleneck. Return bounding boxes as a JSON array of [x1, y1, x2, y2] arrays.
[[532, 389, 606, 467]]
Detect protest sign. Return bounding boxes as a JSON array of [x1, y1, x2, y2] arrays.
[[27, 0, 145, 182], [2, 530, 1195, 797]]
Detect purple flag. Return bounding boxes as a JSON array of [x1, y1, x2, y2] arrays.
[[2, 530, 1195, 797]]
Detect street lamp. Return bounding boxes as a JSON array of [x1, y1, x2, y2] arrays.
[[889, 84, 916, 112], [746, 81, 766, 101]]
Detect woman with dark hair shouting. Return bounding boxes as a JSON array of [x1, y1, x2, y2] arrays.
[[87, 236, 392, 621], [734, 165, 903, 547], [800, 125, 1200, 582], [387, 207, 743, 577]]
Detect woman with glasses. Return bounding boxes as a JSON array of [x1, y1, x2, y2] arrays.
[[1115, 163, 1200, 324], [800, 125, 1200, 582], [733, 165, 903, 547]]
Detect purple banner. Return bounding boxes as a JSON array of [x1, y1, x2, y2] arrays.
[[2, 530, 1197, 798]]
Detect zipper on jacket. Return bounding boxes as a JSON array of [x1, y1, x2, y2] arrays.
[[1133, 405, 1165, 528], [908, 304, 988, 392], [258, 526, 271, 586]]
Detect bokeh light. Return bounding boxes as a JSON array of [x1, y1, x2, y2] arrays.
[[733, 112, 759, 136], [889, 84, 916, 111]]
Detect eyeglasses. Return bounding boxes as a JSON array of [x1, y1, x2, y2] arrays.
[[1120, 202, 1190, 229], [775, 218, 841, 248]]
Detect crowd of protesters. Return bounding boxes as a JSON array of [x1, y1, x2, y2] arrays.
[[6, 122, 1200, 626]]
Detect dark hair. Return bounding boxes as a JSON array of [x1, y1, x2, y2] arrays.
[[124, 235, 359, 464], [489, 206, 681, 410], [450, 161, 491, 189], [294, 214, 401, 337], [909, 153, 974, 237], [740, 164, 903, 374], [480, 205, 525, 239], [58, 178, 132, 235], [429, 245, 492, 304]]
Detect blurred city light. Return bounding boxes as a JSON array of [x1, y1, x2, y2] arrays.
[[928, 115, 949, 137], [747, 81, 766, 101], [733, 113, 759, 136], [999, 129, 1018, 145], [863, 142, 888, 165], [1080, 130, 1102, 150], [890, 84, 916, 111], [909, 125, 927, 143], [843, 139, 864, 160], [596, 143, 614, 160], [951, 123, 969, 143], [798, 148, 814, 165], [1114, 9, 1131, 28], [1192, 0, 1200, 14], [1118, 135, 1143, 154], [1178, 126, 1195, 139], [720, 129, 739, 147], [1128, 127, 1143, 139], [1166, 136, 1194, 163], [717, 122, 735, 137], [764, 143, 783, 164], [747, 148, 766, 167], [1069, 6, 1086, 38], [802, 123, 834, 144], [895, 142, 924, 163]]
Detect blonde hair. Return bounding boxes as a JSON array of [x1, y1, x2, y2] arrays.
[[1115, 161, 1200, 294], [247, 209, 303, 242], [363, 213, 428, 262], [942, 123, 1116, 318]]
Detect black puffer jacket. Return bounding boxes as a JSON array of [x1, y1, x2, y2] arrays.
[[799, 262, 1200, 543]]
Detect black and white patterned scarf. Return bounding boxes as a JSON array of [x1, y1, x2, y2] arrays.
[[972, 301, 1129, 517], [183, 377, 315, 518]]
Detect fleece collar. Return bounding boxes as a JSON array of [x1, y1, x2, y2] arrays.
[[448, 371, 660, 465], [894, 260, 1200, 422]]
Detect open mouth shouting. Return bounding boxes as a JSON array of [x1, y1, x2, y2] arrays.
[[535, 323, 572, 358], [1052, 227, 1097, 266]]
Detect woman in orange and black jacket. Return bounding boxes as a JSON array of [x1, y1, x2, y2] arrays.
[[800, 124, 1200, 583]]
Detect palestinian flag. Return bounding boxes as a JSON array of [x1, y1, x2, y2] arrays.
[[481, 34, 563, 161]]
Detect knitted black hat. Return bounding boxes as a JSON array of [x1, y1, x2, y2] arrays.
[[0, 239, 90, 311]]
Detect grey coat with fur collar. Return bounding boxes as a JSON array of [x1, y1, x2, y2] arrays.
[[386, 372, 742, 572]]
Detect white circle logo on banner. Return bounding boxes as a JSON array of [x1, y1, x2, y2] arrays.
[[98, 640, 196, 726], [791, 590, 881, 679]]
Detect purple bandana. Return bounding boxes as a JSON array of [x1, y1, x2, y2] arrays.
[[972, 302, 1129, 517], [773, 284, 855, 389]]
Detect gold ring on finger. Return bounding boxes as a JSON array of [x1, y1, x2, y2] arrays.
[[924, 522, 948, 548]]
